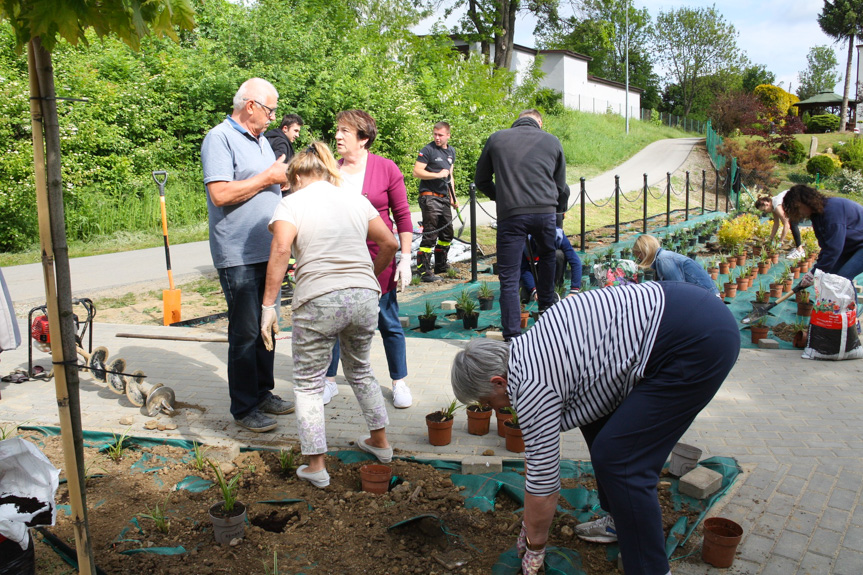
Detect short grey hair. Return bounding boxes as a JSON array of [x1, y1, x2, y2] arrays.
[[450, 339, 510, 405], [233, 78, 278, 112]]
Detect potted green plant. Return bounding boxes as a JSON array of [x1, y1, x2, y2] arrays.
[[207, 459, 246, 544], [791, 320, 809, 348], [466, 401, 493, 436], [620, 246, 632, 259], [426, 399, 462, 446], [477, 281, 495, 310], [502, 407, 524, 453], [754, 282, 770, 304], [749, 316, 769, 344], [461, 297, 479, 329], [778, 267, 793, 292], [519, 302, 530, 329], [418, 301, 437, 333], [455, 289, 471, 319], [796, 289, 813, 317], [602, 246, 617, 263]]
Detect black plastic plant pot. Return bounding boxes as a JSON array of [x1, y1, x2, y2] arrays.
[[418, 316, 437, 333]]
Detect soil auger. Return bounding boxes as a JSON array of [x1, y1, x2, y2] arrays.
[[28, 299, 176, 415]]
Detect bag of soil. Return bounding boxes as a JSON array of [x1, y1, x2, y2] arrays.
[[803, 270, 863, 361]]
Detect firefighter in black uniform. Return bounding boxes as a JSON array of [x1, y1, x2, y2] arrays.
[[412, 122, 456, 282]]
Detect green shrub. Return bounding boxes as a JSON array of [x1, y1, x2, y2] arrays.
[[835, 137, 863, 169], [778, 139, 806, 164], [806, 114, 840, 133], [807, 154, 837, 178], [829, 168, 863, 195]]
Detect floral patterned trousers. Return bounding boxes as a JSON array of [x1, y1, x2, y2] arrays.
[[290, 288, 389, 455]]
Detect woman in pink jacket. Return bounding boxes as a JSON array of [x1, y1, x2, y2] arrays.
[[323, 109, 414, 409]]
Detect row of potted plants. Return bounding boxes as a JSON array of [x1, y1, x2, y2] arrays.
[[425, 401, 525, 453], [418, 283, 497, 332]]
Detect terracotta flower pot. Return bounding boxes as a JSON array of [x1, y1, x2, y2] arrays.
[[791, 266, 800, 279], [702, 517, 743, 568], [736, 278, 747, 291], [519, 312, 530, 329], [495, 408, 513, 437], [426, 414, 454, 446], [726, 256, 737, 269], [466, 405, 493, 436], [793, 329, 808, 348], [797, 302, 814, 317], [724, 285, 737, 299], [770, 253, 779, 264], [360, 464, 392, 494], [708, 268, 719, 280], [757, 263, 769, 274], [736, 253, 747, 265], [209, 502, 247, 544], [718, 262, 730, 275], [769, 284, 782, 299], [504, 420, 525, 453], [750, 325, 769, 344]]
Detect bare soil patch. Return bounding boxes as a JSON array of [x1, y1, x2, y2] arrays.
[[24, 434, 702, 575]]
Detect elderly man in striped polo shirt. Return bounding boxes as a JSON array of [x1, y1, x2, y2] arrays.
[[450, 281, 739, 575]]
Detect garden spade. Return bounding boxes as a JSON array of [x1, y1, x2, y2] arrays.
[[153, 171, 181, 325], [741, 283, 804, 325]]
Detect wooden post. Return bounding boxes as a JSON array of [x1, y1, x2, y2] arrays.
[[28, 38, 96, 574]]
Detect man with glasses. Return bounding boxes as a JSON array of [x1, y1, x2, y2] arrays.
[[201, 77, 295, 433]]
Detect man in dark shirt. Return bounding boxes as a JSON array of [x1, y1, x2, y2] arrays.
[[475, 110, 569, 340], [265, 114, 304, 168], [412, 122, 457, 282]]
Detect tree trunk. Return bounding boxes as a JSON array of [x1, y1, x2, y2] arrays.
[[840, 34, 855, 133], [493, 0, 518, 69], [28, 37, 96, 574]]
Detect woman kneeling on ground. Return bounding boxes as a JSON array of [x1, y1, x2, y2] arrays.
[[632, 234, 719, 296], [260, 142, 398, 488], [450, 282, 739, 575]]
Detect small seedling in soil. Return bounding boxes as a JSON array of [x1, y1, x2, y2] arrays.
[[420, 301, 437, 319], [278, 448, 297, 475], [208, 459, 242, 513], [0, 419, 31, 440], [191, 441, 209, 471], [139, 496, 171, 534], [446, 267, 458, 279], [502, 406, 519, 426], [104, 427, 132, 463], [262, 548, 279, 575], [410, 276, 421, 286]]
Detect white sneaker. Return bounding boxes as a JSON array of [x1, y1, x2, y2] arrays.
[[787, 247, 805, 260], [392, 379, 412, 409], [322, 378, 339, 405], [575, 514, 618, 543]]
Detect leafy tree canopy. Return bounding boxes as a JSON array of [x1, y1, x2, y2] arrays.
[[797, 45, 840, 100], [652, 4, 746, 117], [741, 64, 776, 93]]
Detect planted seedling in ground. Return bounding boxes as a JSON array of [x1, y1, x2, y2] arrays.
[[138, 496, 171, 534], [278, 448, 297, 475], [191, 441, 209, 471], [104, 427, 133, 463]]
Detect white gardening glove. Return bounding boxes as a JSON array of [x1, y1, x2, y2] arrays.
[[521, 547, 545, 574], [799, 271, 815, 289], [394, 255, 412, 291], [261, 305, 279, 351]]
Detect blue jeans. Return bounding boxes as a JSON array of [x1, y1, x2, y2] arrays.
[[218, 263, 275, 419], [497, 213, 557, 339], [834, 246, 863, 283], [327, 289, 408, 381], [579, 283, 740, 575]]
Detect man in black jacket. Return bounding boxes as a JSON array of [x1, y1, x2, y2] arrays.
[[265, 113, 304, 166], [475, 109, 569, 340]]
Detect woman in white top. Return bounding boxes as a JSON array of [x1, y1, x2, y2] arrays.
[[756, 191, 805, 259], [260, 142, 399, 488]]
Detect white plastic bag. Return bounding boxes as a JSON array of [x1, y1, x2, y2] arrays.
[[592, 259, 639, 287], [802, 270, 863, 361], [0, 437, 60, 549]]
